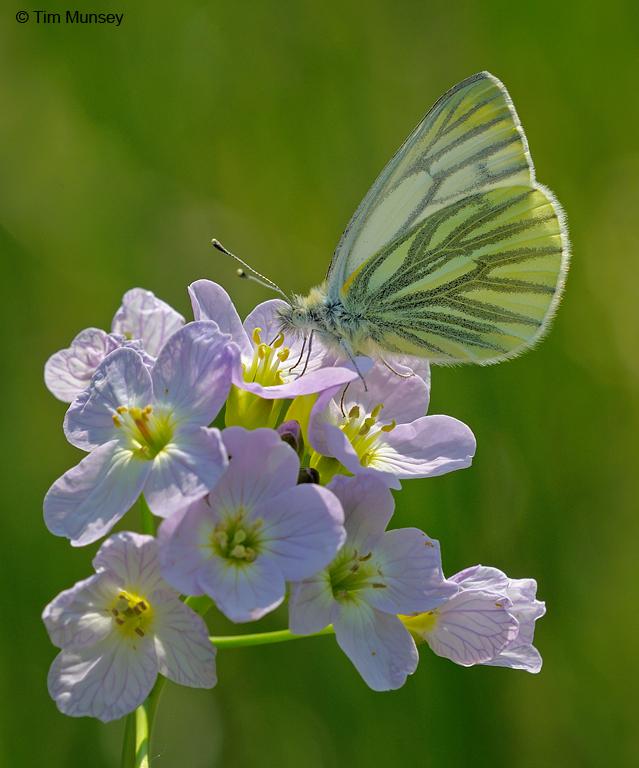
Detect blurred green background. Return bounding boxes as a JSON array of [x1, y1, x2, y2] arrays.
[[2, 0, 638, 765]]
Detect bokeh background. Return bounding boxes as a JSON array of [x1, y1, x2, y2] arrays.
[[2, 0, 638, 765]]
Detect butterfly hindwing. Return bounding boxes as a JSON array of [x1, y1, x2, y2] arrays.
[[344, 184, 567, 363], [328, 71, 534, 291]]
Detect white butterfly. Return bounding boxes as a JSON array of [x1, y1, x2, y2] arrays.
[[220, 71, 570, 370]]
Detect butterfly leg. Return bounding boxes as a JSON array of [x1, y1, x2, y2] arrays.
[[297, 331, 314, 378], [339, 341, 368, 392], [380, 357, 415, 379], [287, 333, 308, 374]]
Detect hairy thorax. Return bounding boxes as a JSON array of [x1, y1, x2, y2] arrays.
[[277, 284, 372, 356]]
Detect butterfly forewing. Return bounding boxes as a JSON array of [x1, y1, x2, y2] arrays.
[[328, 71, 569, 364], [328, 72, 534, 290], [345, 184, 567, 363]]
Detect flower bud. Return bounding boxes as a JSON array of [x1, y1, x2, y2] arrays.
[[277, 420, 304, 456]]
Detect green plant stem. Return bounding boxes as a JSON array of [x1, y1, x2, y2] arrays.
[[132, 679, 166, 768], [210, 625, 334, 648], [120, 713, 135, 768]]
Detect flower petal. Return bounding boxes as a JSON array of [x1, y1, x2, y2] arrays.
[[64, 347, 154, 451], [373, 415, 476, 479], [144, 427, 228, 517], [151, 322, 232, 427], [232, 360, 365, 400], [47, 637, 157, 722], [342, 362, 430, 424], [366, 530, 457, 614], [257, 484, 345, 581], [45, 329, 122, 403], [484, 644, 543, 673], [152, 594, 217, 688], [217, 427, 299, 508], [327, 475, 394, 552], [157, 498, 210, 596], [112, 288, 185, 358], [201, 555, 285, 623], [334, 604, 418, 691], [92, 532, 165, 595], [424, 589, 519, 666], [42, 573, 116, 650], [188, 280, 251, 356], [44, 441, 151, 546], [288, 576, 336, 635], [451, 564, 509, 592]]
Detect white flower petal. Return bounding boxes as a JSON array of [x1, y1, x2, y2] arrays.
[[334, 603, 418, 691], [201, 555, 285, 623], [151, 322, 232, 427], [48, 637, 157, 722], [327, 475, 394, 552], [426, 589, 519, 666], [144, 427, 227, 517], [288, 577, 336, 635], [257, 484, 345, 581], [188, 280, 251, 356], [45, 329, 122, 403], [42, 573, 115, 650], [112, 288, 185, 358], [44, 441, 151, 546], [366, 529, 457, 615], [153, 596, 217, 688], [64, 347, 154, 451], [92, 532, 165, 595]]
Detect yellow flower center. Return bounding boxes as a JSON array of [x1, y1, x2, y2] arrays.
[[110, 590, 154, 639], [339, 403, 396, 467], [243, 327, 292, 387], [210, 510, 264, 566], [112, 405, 174, 459]]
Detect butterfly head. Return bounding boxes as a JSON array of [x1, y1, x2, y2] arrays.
[[277, 286, 328, 335]]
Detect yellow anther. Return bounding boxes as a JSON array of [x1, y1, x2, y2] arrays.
[[380, 419, 397, 433], [272, 332, 285, 349], [258, 343, 268, 359], [129, 406, 142, 420], [371, 403, 384, 420], [142, 405, 153, 416], [348, 405, 360, 419], [116, 406, 128, 414], [277, 347, 290, 362], [112, 415, 122, 428], [214, 531, 229, 549], [252, 327, 263, 345]]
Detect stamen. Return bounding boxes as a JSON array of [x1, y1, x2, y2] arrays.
[[252, 327, 263, 345], [348, 405, 360, 419], [116, 405, 128, 414], [277, 347, 290, 362], [371, 403, 384, 419], [380, 419, 397, 433], [112, 415, 122, 427], [272, 332, 285, 349]]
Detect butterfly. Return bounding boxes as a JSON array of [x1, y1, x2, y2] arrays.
[[222, 71, 570, 368]]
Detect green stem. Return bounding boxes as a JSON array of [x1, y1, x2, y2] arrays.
[[210, 625, 334, 648], [132, 679, 166, 768], [120, 713, 135, 768], [134, 699, 150, 768]]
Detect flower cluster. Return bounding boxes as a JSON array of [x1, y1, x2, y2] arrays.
[[43, 281, 545, 723]]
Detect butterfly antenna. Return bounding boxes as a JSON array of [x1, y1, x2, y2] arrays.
[[211, 239, 291, 302]]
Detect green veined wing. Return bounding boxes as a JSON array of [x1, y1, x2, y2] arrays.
[[328, 71, 535, 292], [345, 184, 568, 364]]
